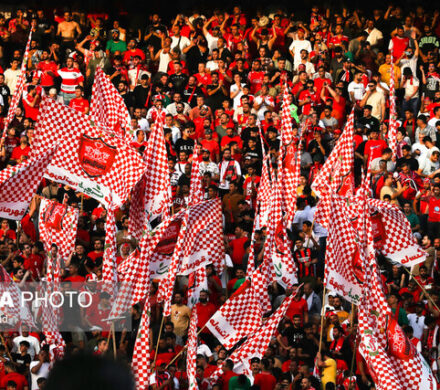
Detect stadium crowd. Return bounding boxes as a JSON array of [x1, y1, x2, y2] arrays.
[[0, 3, 439, 390]]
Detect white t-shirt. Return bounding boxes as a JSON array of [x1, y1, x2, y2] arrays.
[[347, 81, 366, 101], [254, 95, 275, 120], [400, 55, 418, 78], [365, 28, 383, 46], [407, 313, 425, 339], [205, 32, 219, 53], [294, 61, 315, 75], [197, 343, 213, 358], [171, 35, 191, 52], [30, 361, 50, 390], [230, 83, 246, 109], [428, 117, 440, 128], [289, 39, 312, 67], [419, 156, 440, 176], [403, 77, 420, 99]]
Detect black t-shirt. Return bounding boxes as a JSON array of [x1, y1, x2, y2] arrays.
[[133, 85, 151, 108], [169, 73, 189, 94], [282, 326, 306, 348], [206, 83, 228, 111], [358, 116, 380, 132], [175, 138, 195, 156], [11, 353, 31, 375]]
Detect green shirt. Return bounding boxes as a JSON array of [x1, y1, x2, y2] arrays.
[[229, 375, 251, 390], [406, 212, 420, 229], [391, 307, 409, 326], [106, 39, 127, 54]]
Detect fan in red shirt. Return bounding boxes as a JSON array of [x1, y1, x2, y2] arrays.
[[299, 80, 320, 116], [229, 224, 248, 266], [122, 38, 146, 67], [0, 220, 16, 241], [285, 285, 309, 324], [22, 85, 41, 122], [194, 290, 217, 333], [64, 261, 86, 282], [389, 26, 410, 59], [23, 243, 44, 280], [0, 362, 28, 390], [68, 86, 90, 114], [10, 135, 30, 164], [364, 128, 388, 165], [220, 128, 243, 151], [248, 59, 265, 95], [88, 239, 104, 263], [253, 358, 277, 390], [130, 130, 148, 151], [194, 63, 212, 89], [36, 50, 58, 89]]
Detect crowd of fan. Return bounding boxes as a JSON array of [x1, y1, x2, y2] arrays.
[[0, 4, 439, 390]]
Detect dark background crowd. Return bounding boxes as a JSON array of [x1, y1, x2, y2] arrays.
[[0, 2, 439, 390]]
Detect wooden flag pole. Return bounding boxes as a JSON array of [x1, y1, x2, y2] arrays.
[[152, 314, 166, 368], [111, 322, 117, 359], [318, 284, 327, 355], [403, 267, 440, 313]]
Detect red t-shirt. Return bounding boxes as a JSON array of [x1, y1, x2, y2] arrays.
[[428, 196, 440, 222], [69, 97, 90, 113], [229, 237, 248, 265], [248, 71, 265, 95], [37, 61, 58, 87], [0, 372, 28, 390], [10, 145, 30, 162], [23, 254, 44, 279], [285, 298, 308, 322], [254, 372, 277, 390], [364, 139, 388, 163], [195, 302, 217, 331]]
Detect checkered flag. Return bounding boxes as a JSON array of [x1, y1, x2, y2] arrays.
[[206, 279, 262, 349], [313, 109, 355, 229], [132, 294, 152, 390], [2, 30, 32, 137], [323, 194, 363, 304], [388, 54, 398, 158], [367, 199, 426, 267], [31, 97, 146, 207], [143, 116, 171, 227], [128, 177, 146, 242], [280, 84, 295, 146], [189, 147, 204, 206], [0, 146, 56, 220], [102, 204, 118, 293], [256, 155, 272, 228], [209, 293, 295, 382], [187, 267, 208, 308], [38, 198, 79, 260], [0, 265, 35, 327], [283, 139, 302, 225], [250, 257, 273, 314], [90, 67, 132, 140], [358, 211, 436, 390], [187, 310, 199, 390]]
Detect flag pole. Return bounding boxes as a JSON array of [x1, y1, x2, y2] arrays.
[[111, 322, 117, 359], [318, 284, 327, 355], [403, 267, 440, 313], [165, 323, 207, 369], [152, 314, 166, 368]]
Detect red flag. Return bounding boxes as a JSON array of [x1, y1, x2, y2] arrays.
[[186, 311, 199, 390], [31, 98, 146, 207], [38, 198, 79, 260], [0, 147, 55, 220], [90, 67, 132, 140], [206, 280, 262, 349]]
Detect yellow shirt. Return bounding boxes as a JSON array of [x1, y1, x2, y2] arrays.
[[321, 357, 337, 389], [378, 63, 401, 88], [170, 304, 191, 337]]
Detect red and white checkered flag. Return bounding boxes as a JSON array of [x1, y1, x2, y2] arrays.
[[358, 210, 436, 390], [280, 84, 295, 146], [256, 155, 272, 228], [128, 177, 146, 242], [313, 109, 355, 229], [250, 257, 273, 314], [0, 146, 55, 220], [187, 310, 199, 390], [90, 67, 132, 140], [0, 265, 35, 327], [132, 294, 152, 390], [209, 293, 295, 382], [31, 98, 146, 207], [2, 30, 32, 136], [367, 198, 426, 266], [187, 267, 208, 308], [143, 117, 171, 227], [283, 140, 302, 225], [206, 279, 262, 349], [189, 147, 204, 206], [323, 194, 364, 304], [388, 54, 398, 158], [38, 198, 79, 260], [102, 204, 118, 293]]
